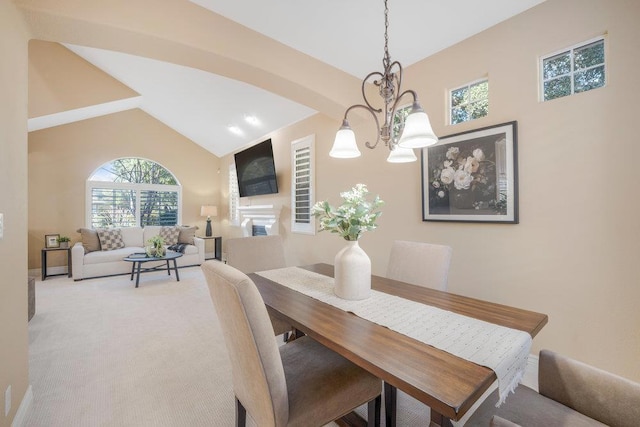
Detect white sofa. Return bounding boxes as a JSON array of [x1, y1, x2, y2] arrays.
[[72, 226, 204, 280]]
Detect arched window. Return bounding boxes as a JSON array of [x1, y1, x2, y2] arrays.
[[86, 158, 181, 228]]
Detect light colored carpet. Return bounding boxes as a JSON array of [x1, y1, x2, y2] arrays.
[[25, 266, 533, 426]]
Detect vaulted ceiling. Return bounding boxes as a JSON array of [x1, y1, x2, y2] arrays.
[[18, 0, 546, 157]]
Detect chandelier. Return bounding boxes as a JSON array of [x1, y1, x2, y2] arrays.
[[329, 0, 438, 163]]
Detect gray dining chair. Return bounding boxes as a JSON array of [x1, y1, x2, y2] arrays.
[[384, 240, 453, 426], [386, 240, 453, 291], [226, 235, 292, 338], [202, 261, 382, 427]]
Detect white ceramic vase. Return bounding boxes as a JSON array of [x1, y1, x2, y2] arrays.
[[334, 240, 371, 300]]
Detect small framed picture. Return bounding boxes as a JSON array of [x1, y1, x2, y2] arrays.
[[422, 121, 519, 223], [45, 234, 60, 248]]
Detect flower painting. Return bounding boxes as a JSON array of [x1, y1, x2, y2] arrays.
[[422, 121, 518, 223]]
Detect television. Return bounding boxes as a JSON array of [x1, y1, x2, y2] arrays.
[[234, 139, 279, 197]]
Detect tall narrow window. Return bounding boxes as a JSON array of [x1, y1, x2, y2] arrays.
[[450, 79, 489, 125], [229, 162, 240, 226], [87, 158, 180, 228], [291, 135, 315, 234], [541, 37, 605, 101]]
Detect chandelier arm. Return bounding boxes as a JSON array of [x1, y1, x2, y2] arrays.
[[343, 104, 382, 150], [387, 89, 421, 145], [361, 71, 385, 113]]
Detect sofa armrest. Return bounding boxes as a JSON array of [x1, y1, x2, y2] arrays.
[[193, 236, 205, 264], [71, 242, 85, 280], [539, 349, 640, 427]]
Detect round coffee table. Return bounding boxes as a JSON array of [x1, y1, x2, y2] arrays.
[[123, 251, 183, 288]]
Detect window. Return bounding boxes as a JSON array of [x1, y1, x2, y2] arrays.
[[229, 162, 240, 226], [291, 135, 315, 234], [450, 79, 489, 125], [541, 37, 605, 101], [86, 158, 181, 228]]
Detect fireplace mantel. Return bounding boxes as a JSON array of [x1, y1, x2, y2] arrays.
[[237, 205, 282, 237]]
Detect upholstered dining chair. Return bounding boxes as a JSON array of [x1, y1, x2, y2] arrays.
[[465, 349, 640, 426], [226, 235, 292, 337], [386, 240, 453, 291], [201, 261, 382, 427], [384, 240, 453, 426]]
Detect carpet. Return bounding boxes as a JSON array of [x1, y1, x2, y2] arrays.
[[25, 265, 486, 426]]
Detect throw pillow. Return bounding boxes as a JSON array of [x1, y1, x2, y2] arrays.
[[177, 226, 198, 245], [77, 228, 101, 254], [159, 226, 180, 246], [97, 228, 125, 251]]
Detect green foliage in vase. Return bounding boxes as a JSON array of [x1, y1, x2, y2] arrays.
[[311, 184, 384, 241]]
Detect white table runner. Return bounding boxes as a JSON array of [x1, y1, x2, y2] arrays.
[[256, 266, 531, 406]]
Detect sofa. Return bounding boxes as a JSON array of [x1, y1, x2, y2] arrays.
[[465, 349, 640, 426], [72, 225, 204, 280]]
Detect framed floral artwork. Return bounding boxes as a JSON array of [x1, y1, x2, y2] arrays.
[[421, 121, 518, 223]]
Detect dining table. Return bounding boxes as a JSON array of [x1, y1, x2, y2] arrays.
[[249, 263, 548, 427]]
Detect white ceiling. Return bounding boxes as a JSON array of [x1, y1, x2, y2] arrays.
[[37, 0, 546, 157]]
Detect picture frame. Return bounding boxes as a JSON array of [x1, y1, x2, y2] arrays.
[[45, 234, 60, 248], [421, 121, 518, 223]]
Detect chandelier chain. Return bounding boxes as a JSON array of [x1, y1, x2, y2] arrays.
[[383, 0, 390, 67]]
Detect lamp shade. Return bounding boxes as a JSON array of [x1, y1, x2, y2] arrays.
[[200, 205, 218, 217], [387, 146, 417, 163], [330, 120, 361, 158], [398, 103, 438, 149]]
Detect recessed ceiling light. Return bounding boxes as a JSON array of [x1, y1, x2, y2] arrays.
[[227, 125, 243, 135], [244, 114, 260, 126]]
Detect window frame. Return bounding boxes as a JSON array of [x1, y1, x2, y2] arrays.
[[291, 134, 315, 235], [86, 158, 182, 228], [540, 36, 606, 102], [449, 78, 489, 125], [229, 162, 240, 226]]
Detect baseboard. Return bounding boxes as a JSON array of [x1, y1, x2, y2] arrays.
[[11, 385, 32, 427]]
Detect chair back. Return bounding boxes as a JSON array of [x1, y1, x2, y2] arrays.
[[226, 235, 286, 273], [386, 240, 452, 291], [201, 261, 288, 426]]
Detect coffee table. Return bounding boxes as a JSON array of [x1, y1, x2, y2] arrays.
[[123, 251, 183, 288]]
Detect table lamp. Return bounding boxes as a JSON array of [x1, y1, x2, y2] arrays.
[[200, 205, 218, 237]]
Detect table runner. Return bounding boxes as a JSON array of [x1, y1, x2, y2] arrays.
[[256, 266, 531, 406]]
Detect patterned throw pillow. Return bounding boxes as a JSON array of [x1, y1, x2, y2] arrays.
[[97, 228, 125, 251], [177, 226, 198, 245], [159, 226, 180, 246]]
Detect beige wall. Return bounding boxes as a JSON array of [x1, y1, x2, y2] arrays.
[[5, 4, 638, 424], [0, 2, 31, 426], [28, 109, 221, 269], [220, 0, 640, 382], [29, 40, 138, 118]]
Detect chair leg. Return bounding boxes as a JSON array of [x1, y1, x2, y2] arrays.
[[367, 394, 382, 427], [235, 397, 246, 427], [384, 382, 397, 427]]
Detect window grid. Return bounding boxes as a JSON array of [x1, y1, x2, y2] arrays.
[[541, 37, 605, 101], [86, 159, 181, 228], [291, 135, 315, 235], [449, 79, 489, 125]]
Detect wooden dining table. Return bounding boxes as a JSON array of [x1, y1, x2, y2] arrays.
[[249, 263, 548, 426]]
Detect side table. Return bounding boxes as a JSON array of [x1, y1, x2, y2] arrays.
[[198, 236, 222, 261], [41, 247, 72, 280]]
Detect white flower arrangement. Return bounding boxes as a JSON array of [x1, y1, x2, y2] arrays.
[[311, 184, 384, 241]]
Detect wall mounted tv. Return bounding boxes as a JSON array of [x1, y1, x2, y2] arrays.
[[234, 139, 279, 198]]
